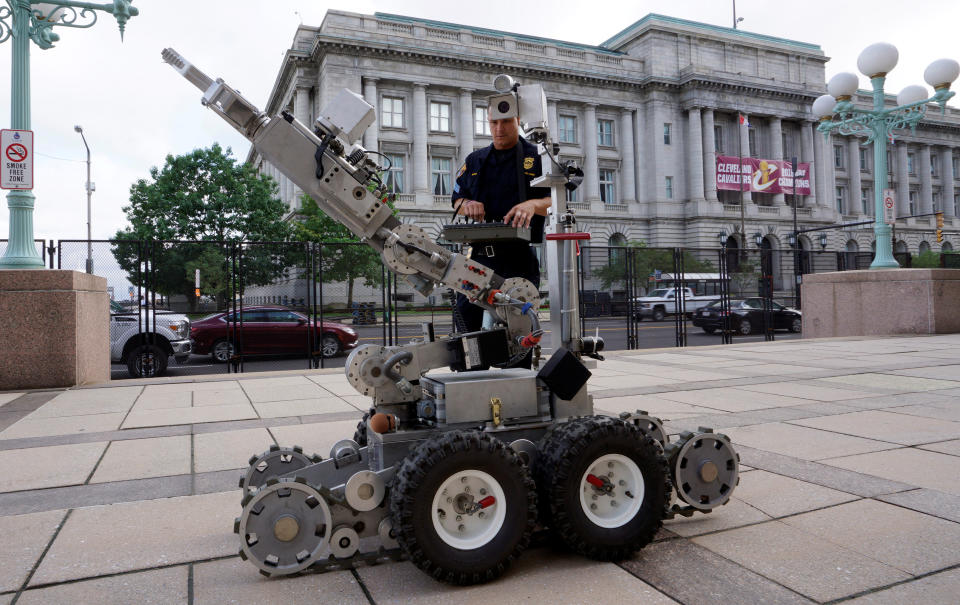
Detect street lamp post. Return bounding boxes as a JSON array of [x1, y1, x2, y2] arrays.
[[74, 124, 92, 273], [812, 42, 958, 270], [0, 1, 138, 270]]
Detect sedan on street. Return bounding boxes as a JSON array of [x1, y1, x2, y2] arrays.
[[691, 298, 802, 335], [191, 306, 359, 361]]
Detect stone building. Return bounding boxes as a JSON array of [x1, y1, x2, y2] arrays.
[[249, 10, 960, 264]]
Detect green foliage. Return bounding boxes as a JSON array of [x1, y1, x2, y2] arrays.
[[112, 144, 293, 309], [912, 250, 941, 268], [293, 194, 388, 307], [593, 241, 716, 291], [729, 260, 759, 296]]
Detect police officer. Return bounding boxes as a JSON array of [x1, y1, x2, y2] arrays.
[[450, 110, 551, 352]]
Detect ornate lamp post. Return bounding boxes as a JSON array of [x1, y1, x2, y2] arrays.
[[0, 1, 138, 269], [812, 42, 958, 270]]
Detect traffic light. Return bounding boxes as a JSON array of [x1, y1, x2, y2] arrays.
[[936, 212, 944, 243]]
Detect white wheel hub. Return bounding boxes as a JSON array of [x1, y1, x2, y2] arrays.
[[579, 454, 644, 528], [431, 469, 506, 550]]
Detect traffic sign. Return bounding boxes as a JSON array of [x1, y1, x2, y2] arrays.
[[1, 129, 33, 190], [883, 188, 895, 224]]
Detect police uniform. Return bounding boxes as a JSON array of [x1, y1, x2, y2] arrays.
[[451, 136, 550, 334]]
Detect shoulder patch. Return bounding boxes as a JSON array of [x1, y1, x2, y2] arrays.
[[523, 157, 535, 170], [456, 163, 467, 178]]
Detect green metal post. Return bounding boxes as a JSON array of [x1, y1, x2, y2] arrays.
[[869, 76, 898, 269]]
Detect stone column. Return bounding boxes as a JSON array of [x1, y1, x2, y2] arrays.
[[813, 122, 826, 206], [412, 84, 429, 198], [943, 147, 956, 218], [686, 107, 705, 202], [896, 142, 910, 217], [702, 108, 717, 201], [619, 109, 637, 204], [583, 103, 600, 202], [801, 121, 817, 207], [548, 100, 559, 137], [635, 104, 648, 203], [458, 88, 475, 164], [847, 137, 862, 215], [292, 86, 312, 210], [738, 112, 752, 203], [362, 77, 379, 152], [769, 117, 785, 205], [919, 144, 933, 214]]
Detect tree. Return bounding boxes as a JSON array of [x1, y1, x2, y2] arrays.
[[293, 194, 386, 308], [112, 144, 293, 309], [592, 241, 716, 292]]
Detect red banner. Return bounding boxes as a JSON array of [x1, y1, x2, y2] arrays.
[[716, 155, 810, 195]]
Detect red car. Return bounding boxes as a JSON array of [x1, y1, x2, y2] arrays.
[[190, 306, 359, 361]]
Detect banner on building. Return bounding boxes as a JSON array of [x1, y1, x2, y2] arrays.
[[716, 155, 811, 195]]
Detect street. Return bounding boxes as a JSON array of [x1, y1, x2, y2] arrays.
[[110, 317, 802, 379]]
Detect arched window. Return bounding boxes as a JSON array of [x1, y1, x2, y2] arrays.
[[943, 241, 954, 252], [844, 240, 859, 270], [919, 241, 931, 254], [608, 233, 628, 264]]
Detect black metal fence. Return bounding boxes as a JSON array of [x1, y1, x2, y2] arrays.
[[0, 239, 49, 266]]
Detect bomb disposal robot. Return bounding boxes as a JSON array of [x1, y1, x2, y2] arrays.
[[163, 49, 740, 585]]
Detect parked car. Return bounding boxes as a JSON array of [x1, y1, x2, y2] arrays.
[[190, 306, 359, 361], [110, 300, 192, 378], [691, 298, 802, 335], [633, 287, 721, 321]]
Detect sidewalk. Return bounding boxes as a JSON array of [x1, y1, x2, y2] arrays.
[[1, 335, 958, 604]]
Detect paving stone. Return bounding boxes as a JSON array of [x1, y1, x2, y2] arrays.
[[311, 378, 363, 397], [844, 567, 960, 604], [359, 548, 677, 605], [692, 521, 911, 602], [194, 428, 274, 473], [889, 364, 960, 381], [589, 374, 682, 389], [589, 393, 716, 417], [90, 435, 191, 484], [722, 422, 896, 461], [194, 469, 241, 495], [783, 499, 960, 575], [142, 381, 243, 394], [820, 372, 960, 392], [663, 497, 771, 537], [918, 439, 960, 457], [252, 397, 355, 418], [192, 389, 251, 406], [727, 363, 821, 376], [731, 469, 859, 518], [621, 538, 814, 605], [790, 410, 960, 445], [886, 401, 960, 422], [0, 509, 67, 592], [30, 491, 237, 585], [0, 412, 125, 440], [193, 557, 365, 605], [132, 390, 193, 410], [0, 441, 107, 493], [30, 396, 134, 419], [737, 381, 878, 401], [839, 391, 957, 410], [269, 420, 360, 457], [0, 474, 193, 516], [17, 565, 188, 604], [48, 386, 142, 406], [821, 448, 960, 496], [121, 404, 257, 429], [629, 367, 741, 382], [655, 387, 819, 413], [0, 392, 23, 407]]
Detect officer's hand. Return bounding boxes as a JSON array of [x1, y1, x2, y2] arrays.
[[504, 200, 537, 228], [459, 199, 485, 221]]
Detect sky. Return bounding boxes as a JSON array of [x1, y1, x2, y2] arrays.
[[2, 0, 959, 248]]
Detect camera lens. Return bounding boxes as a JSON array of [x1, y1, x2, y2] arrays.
[[498, 101, 510, 114]]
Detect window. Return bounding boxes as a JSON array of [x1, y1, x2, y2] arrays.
[[859, 147, 870, 172], [908, 152, 916, 174], [953, 154, 959, 177], [909, 190, 917, 215], [861, 188, 871, 215], [714, 125, 723, 153], [748, 128, 757, 156], [599, 169, 616, 203], [559, 115, 577, 143], [931, 153, 939, 176], [933, 191, 941, 212], [381, 96, 404, 128], [597, 119, 614, 146], [474, 106, 490, 135], [384, 154, 404, 193], [429, 101, 451, 132], [431, 157, 452, 195], [834, 145, 844, 169], [663, 123, 671, 145], [665, 176, 674, 200], [836, 186, 846, 214], [955, 193, 960, 217], [608, 233, 627, 263], [565, 186, 578, 202]]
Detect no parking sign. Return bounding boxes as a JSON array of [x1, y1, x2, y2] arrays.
[[882, 188, 895, 224], [1, 129, 33, 190]]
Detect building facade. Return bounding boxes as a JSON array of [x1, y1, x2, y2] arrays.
[[249, 10, 960, 259]]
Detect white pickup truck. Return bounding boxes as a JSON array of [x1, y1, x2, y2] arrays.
[[633, 287, 720, 321], [110, 301, 192, 378]]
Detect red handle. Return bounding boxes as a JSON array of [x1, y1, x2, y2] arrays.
[[545, 232, 591, 241]]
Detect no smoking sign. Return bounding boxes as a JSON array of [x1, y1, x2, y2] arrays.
[[883, 188, 896, 224], [1, 129, 33, 190]]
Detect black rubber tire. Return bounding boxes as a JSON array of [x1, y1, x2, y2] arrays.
[[737, 318, 752, 335], [211, 339, 233, 363], [389, 431, 537, 585], [789, 317, 802, 333], [535, 416, 670, 561], [352, 410, 371, 446], [702, 327, 716, 334], [126, 344, 168, 378], [652, 308, 666, 322], [320, 333, 341, 358]]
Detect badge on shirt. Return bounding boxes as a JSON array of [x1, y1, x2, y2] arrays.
[[457, 163, 467, 178], [523, 157, 535, 170]]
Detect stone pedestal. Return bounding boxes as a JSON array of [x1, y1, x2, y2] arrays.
[[0, 270, 109, 390], [801, 269, 960, 338]]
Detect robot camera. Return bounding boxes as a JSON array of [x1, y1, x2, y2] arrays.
[[493, 73, 516, 93], [488, 93, 518, 120]]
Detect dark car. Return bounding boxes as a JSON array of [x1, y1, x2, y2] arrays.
[[692, 298, 802, 335], [190, 306, 359, 361]]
